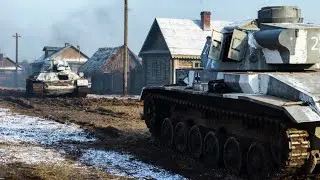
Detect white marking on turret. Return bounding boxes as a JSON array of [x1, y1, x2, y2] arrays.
[[291, 30, 307, 63], [262, 48, 283, 63]]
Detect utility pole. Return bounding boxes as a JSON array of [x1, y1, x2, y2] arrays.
[[13, 33, 21, 72], [77, 45, 80, 73], [123, 0, 128, 96], [13, 33, 21, 88]]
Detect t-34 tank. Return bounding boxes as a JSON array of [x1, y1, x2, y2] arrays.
[[26, 58, 90, 97], [140, 6, 320, 179]]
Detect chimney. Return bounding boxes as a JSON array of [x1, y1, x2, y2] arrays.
[[0, 53, 3, 59], [201, 11, 211, 31]]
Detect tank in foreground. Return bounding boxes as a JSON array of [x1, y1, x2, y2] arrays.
[[140, 6, 320, 179], [26, 58, 90, 97]]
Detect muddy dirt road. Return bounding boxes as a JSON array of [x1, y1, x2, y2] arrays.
[[0, 89, 316, 180], [0, 89, 217, 180]]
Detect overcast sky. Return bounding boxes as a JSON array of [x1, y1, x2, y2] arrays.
[[0, 0, 318, 62]]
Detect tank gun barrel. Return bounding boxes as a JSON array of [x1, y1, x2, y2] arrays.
[[252, 29, 286, 50]]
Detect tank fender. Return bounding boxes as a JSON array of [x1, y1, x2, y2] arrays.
[[75, 79, 89, 87], [140, 87, 150, 101], [139, 86, 165, 101]]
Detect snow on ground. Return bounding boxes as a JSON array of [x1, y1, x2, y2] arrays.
[[87, 94, 140, 100], [0, 108, 186, 179], [80, 149, 185, 180], [0, 109, 95, 145]]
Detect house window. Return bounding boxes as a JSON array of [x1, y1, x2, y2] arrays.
[[151, 61, 158, 77], [193, 61, 201, 68]]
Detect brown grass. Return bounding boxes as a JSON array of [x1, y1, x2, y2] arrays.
[[0, 162, 131, 180]]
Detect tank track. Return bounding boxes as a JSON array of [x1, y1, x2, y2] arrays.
[[145, 93, 315, 178]]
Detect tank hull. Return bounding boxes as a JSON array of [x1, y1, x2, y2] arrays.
[[26, 79, 90, 98], [140, 72, 320, 178]]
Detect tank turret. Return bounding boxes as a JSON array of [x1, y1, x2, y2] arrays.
[[202, 6, 320, 72]]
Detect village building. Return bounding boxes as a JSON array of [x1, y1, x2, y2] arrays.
[[0, 53, 24, 88], [139, 11, 238, 86], [32, 43, 89, 73], [79, 46, 143, 95]]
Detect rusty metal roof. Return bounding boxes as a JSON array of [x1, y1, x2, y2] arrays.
[[155, 18, 233, 59]]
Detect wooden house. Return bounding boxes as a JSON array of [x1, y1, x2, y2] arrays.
[[79, 46, 143, 95], [139, 11, 233, 86], [32, 43, 89, 73], [0, 53, 24, 88]]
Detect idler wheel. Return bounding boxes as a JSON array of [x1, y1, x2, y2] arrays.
[[203, 131, 220, 167], [143, 95, 157, 136], [188, 125, 203, 158], [223, 137, 242, 175], [160, 118, 174, 147], [144, 95, 156, 126], [174, 122, 188, 153], [246, 142, 268, 180]]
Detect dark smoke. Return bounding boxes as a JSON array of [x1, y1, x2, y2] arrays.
[[49, 2, 124, 57]]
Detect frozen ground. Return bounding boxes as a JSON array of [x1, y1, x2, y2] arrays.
[[87, 94, 140, 100], [0, 108, 185, 179]]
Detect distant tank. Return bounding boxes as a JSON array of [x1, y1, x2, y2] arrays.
[[140, 6, 320, 179], [26, 58, 90, 97]]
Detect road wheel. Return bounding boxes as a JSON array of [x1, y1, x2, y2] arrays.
[[74, 87, 88, 98], [246, 142, 268, 180], [160, 118, 174, 147], [188, 125, 203, 159], [223, 137, 242, 175], [203, 131, 220, 167], [174, 122, 188, 153], [271, 130, 289, 169]]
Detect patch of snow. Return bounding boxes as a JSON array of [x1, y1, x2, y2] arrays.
[[0, 108, 95, 145], [87, 94, 140, 100], [0, 108, 186, 179], [80, 149, 186, 180]]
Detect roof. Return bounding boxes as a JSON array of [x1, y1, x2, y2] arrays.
[[140, 18, 233, 59], [80, 46, 141, 75], [0, 57, 23, 70], [224, 19, 259, 32], [261, 22, 320, 29], [34, 45, 89, 64], [42, 46, 62, 52]]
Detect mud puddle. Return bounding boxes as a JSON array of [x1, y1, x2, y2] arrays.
[[0, 108, 185, 179]]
